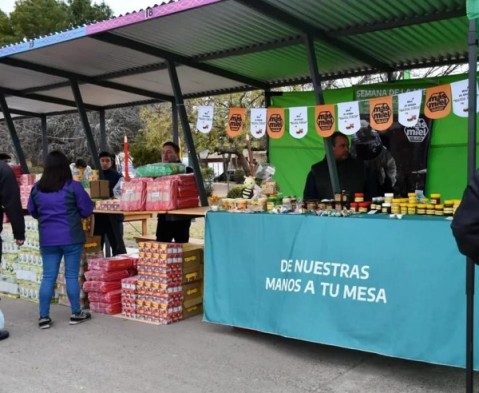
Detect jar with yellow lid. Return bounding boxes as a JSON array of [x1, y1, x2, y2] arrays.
[[420, 197, 429, 204], [416, 204, 426, 215], [453, 200, 461, 215], [400, 203, 408, 215], [426, 204, 436, 215], [434, 204, 444, 216], [443, 200, 454, 216], [384, 193, 394, 203], [430, 193, 441, 205]]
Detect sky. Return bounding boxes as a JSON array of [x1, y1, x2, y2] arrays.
[[0, 0, 161, 16]]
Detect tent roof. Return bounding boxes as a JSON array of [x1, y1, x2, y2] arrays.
[[0, 0, 469, 119]]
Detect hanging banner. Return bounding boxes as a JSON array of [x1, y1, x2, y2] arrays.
[[424, 85, 451, 119], [226, 108, 246, 138], [315, 104, 335, 137], [288, 107, 308, 139], [250, 108, 267, 139], [398, 90, 422, 127], [369, 96, 393, 131], [196, 106, 214, 133], [337, 101, 360, 135], [267, 108, 285, 139], [450, 79, 479, 117]]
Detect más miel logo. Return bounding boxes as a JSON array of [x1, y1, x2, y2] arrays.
[[404, 118, 429, 143], [316, 110, 334, 131], [228, 114, 243, 132], [371, 103, 391, 124], [426, 92, 449, 112], [268, 114, 283, 132]]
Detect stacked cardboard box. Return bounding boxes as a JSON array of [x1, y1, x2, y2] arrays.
[[0, 221, 21, 296], [181, 244, 204, 319]]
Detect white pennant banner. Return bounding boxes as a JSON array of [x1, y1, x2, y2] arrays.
[[450, 79, 479, 118], [337, 101, 360, 135], [398, 90, 422, 127], [250, 108, 267, 139], [288, 107, 308, 139], [196, 106, 214, 133]]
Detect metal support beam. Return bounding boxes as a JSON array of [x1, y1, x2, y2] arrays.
[[172, 102, 179, 145], [70, 80, 101, 170], [264, 89, 271, 163], [166, 60, 208, 206], [93, 33, 268, 90], [234, 0, 393, 73], [99, 109, 107, 152], [0, 94, 29, 173], [41, 115, 48, 162], [304, 33, 340, 195], [465, 19, 477, 393]]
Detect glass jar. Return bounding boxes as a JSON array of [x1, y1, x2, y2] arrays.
[[381, 202, 391, 214], [430, 193, 441, 205]]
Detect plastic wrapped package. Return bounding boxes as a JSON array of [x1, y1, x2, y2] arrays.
[[135, 163, 186, 178], [88, 289, 122, 304], [88, 256, 134, 272], [145, 174, 199, 211], [84, 269, 130, 282], [120, 178, 151, 211], [90, 301, 122, 315], [83, 280, 122, 293]]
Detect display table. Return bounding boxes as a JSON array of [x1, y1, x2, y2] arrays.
[[168, 206, 209, 217], [204, 212, 475, 369], [93, 210, 161, 236]]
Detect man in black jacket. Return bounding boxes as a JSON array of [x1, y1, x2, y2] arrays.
[[451, 171, 479, 261], [156, 141, 193, 243], [303, 132, 366, 202], [0, 160, 25, 341]]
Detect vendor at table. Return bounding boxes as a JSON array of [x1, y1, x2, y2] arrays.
[[156, 141, 193, 243], [93, 151, 126, 255], [303, 132, 366, 201]]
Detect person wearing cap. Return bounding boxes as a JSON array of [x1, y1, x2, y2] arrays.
[[303, 132, 366, 202], [0, 153, 12, 163]]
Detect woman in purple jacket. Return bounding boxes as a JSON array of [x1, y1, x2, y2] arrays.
[[28, 151, 94, 329]]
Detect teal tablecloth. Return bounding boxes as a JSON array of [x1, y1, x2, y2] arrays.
[[204, 212, 474, 368]]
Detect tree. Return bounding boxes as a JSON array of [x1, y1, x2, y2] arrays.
[[66, 0, 113, 27], [0, 10, 16, 46]]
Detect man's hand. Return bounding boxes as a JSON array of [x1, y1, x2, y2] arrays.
[[15, 239, 24, 246]]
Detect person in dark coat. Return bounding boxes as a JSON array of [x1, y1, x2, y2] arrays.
[[93, 151, 126, 256], [156, 141, 193, 243], [303, 132, 366, 202], [451, 170, 479, 262], [0, 160, 25, 340]]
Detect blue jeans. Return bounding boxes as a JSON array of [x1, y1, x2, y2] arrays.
[[39, 243, 84, 318]]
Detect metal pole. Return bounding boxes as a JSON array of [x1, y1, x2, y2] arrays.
[[70, 80, 101, 171], [264, 89, 271, 163], [166, 60, 208, 206], [99, 109, 107, 152], [0, 94, 29, 173], [41, 115, 48, 162], [465, 19, 477, 393], [304, 33, 340, 194]]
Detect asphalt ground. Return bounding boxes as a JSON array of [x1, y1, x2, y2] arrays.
[[0, 295, 476, 393]]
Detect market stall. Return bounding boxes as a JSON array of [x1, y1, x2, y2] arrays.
[[203, 212, 474, 368]]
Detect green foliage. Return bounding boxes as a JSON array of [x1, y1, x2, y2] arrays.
[[0, 10, 15, 45], [201, 167, 214, 197], [66, 0, 112, 26], [227, 185, 245, 198]]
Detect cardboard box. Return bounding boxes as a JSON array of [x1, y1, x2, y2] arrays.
[[182, 264, 203, 284], [90, 180, 110, 199], [183, 297, 203, 319], [182, 281, 202, 301]]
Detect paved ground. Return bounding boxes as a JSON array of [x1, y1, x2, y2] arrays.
[[0, 296, 476, 393]]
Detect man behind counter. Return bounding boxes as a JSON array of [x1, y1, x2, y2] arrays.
[[93, 151, 126, 255], [303, 132, 366, 201], [156, 141, 193, 243]]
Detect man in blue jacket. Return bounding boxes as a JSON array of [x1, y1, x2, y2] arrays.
[[0, 160, 25, 340]]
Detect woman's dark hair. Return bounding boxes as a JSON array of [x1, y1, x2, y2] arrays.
[[37, 150, 72, 193], [75, 158, 87, 168]]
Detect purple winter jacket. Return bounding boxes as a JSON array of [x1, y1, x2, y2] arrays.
[[27, 180, 94, 246]]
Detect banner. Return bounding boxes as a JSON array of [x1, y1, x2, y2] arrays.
[[424, 85, 451, 119], [398, 90, 422, 127], [267, 108, 285, 139], [337, 101, 360, 135], [250, 108, 267, 139], [369, 96, 393, 131], [196, 106, 214, 133], [226, 108, 246, 138], [315, 104, 335, 137], [288, 107, 308, 139]]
